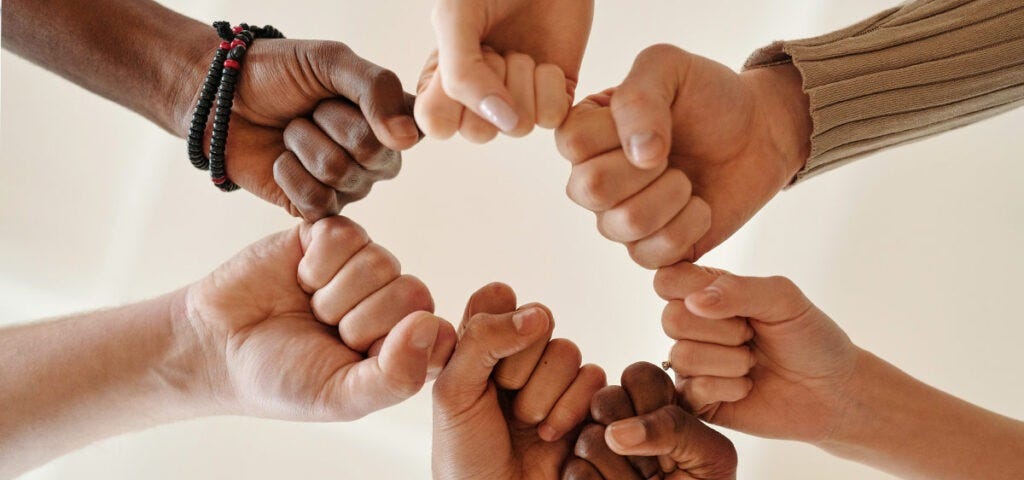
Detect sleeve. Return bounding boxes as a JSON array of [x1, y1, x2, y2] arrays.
[[744, 0, 1024, 183]]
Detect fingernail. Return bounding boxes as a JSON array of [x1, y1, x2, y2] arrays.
[[608, 419, 646, 448], [512, 307, 545, 335], [627, 131, 663, 167], [537, 424, 559, 442], [387, 116, 419, 141], [693, 288, 721, 307], [411, 319, 439, 350], [479, 95, 519, 132]]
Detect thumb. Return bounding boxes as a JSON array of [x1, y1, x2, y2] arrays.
[[431, 1, 519, 132], [433, 305, 551, 411], [303, 42, 420, 151], [685, 274, 813, 323], [605, 405, 738, 480], [324, 311, 445, 421], [611, 44, 690, 169]]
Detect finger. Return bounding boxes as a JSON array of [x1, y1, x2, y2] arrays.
[[313, 99, 401, 176], [493, 302, 556, 390], [505, 52, 537, 137], [297, 216, 370, 293], [414, 54, 464, 139], [433, 305, 552, 411], [588, 386, 661, 479], [555, 102, 618, 164], [575, 424, 644, 480], [621, 362, 675, 415], [566, 149, 665, 212], [611, 44, 688, 169], [668, 340, 755, 378], [597, 169, 692, 243], [426, 320, 458, 381], [605, 405, 738, 479], [539, 363, 607, 442], [273, 151, 342, 221], [661, 300, 753, 346], [514, 338, 583, 426], [457, 50, 505, 143], [306, 43, 419, 150], [283, 117, 369, 195], [591, 386, 635, 425], [653, 263, 730, 301], [431, 0, 519, 132], [310, 243, 401, 325], [561, 458, 604, 480], [536, 63, 571, 128], [676, 376, 753, 414], [338, 274, 435, 352], [685, 274, 814, 324], [459, 282, 518, 337], [627, 196, 712, 269], [323, 311, 443, 421]]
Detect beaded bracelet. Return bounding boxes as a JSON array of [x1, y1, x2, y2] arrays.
[[186, 21, 284, 192]]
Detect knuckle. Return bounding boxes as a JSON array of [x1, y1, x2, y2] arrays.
[[313, 216, 369, 247], [666, 168, 693, 199], [545, 338, 583, 367], [573, 424, 607, 458], [626, 242, 660, 270], [661, 300, 688, 337], [609, 205, 650, 241], [366, 66, 403, 96], [505, 52, 536, 69], [396, 275, 435, 313], [653, 265, 685, 300], [362, 244, 402, 280], [671, 341, 698, 369], [570, 167, 614, 211], [294, 187, 338, 221], [641, 43, 685, 60]]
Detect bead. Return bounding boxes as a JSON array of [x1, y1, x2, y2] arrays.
[[229, 46, 247, 59], [232, 25, 243, 34], [223, 59, 240, 70], [219, 41, 231, 50]]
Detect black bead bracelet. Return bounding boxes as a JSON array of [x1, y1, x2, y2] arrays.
[[186, 21, 285, 192]]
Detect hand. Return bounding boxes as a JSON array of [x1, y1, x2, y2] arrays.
[[555, 45, 812, 264], [416, 48, 572, 142], [654, 263, 858, 443], [432, 283, 607, 479], [183, 216, 456, 420], [417, 0, 594, 136], [177, 37, 421, 220], [565, 362, 737, 480]]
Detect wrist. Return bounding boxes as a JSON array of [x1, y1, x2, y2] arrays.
[[815, 348, 909, 455], [741, 62, 812, 186], [165, 28, 221, 138], [157, 286, 233, 417]]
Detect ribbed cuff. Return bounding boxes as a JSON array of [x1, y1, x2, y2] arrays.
[[744, 0, 1024, 183]]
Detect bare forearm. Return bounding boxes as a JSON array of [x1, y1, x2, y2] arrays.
[[1, 0, 215, 135], [821, 349, 1024, 480], [0, 289, 212, 477]]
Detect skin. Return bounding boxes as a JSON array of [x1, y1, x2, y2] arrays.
[[418, 0, 594, 137], [555, 45, 812, 267], [654, 262, 1024, 480], [432, 283, 608, 480], [568, 363, 738, 480], [0, 217, 456, 477], [2, 0, 420, 221]]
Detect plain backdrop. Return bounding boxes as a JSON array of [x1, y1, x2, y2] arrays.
[[2, 0, 1022, 478]]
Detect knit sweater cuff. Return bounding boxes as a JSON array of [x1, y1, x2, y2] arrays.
[[744, 0, 1024, 183]]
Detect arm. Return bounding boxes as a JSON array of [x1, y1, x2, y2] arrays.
[[653, 263, 1024, 479], [822, 350, 1024, 480], [2, 0, 214, 136], [2, 0, 420, 219], [0, 291, 205, 476], [0, 217, 456, 477], [746, 0, 1024, 182]]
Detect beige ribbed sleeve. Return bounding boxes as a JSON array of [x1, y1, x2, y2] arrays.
[[745, 0, 1024, 182]]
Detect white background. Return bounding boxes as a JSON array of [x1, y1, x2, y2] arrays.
[[2, 0, 1022, 478]]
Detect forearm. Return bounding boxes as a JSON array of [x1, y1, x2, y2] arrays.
[[820, 349, 1024, 480], [1, 0, 215, 136], [0, 289, 214, 477]]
